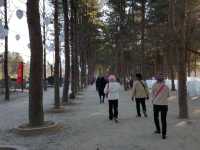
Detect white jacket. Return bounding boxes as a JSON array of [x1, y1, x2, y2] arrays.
[[104, 81, 121, 100], [151, 82, 169, 105]]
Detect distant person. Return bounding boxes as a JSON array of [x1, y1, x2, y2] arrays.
[[131, 73, 149, 117], [104, 75, 121, 123], [151, 74, 169, 139], [96, 76, 108, 104], [129, 78, 133, 88]]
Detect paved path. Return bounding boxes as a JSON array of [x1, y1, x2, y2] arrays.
[[0, 85, 200, 150]]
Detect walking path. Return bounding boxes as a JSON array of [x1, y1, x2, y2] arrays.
[[0, 85, 200, 150]]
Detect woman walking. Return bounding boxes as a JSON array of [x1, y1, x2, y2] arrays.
[[132, 73, 149, 117], [151, 74, 169, 139], [104, 75, 121, 122]]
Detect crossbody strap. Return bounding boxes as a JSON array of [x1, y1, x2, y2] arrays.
[[139, 81, 148, 96], [154, 84, 165, 98]]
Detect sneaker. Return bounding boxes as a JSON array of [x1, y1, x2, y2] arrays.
[[136, 115, 141, 118], [114, 118, 118, 123], [154, 130, 161, 134], [144, 113, 148, 117]]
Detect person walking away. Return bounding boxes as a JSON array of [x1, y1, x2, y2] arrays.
[[151, 74, 169, 139], [104, 75, 121, 123], [96, 76, 103, 103], [100, 76, 108, 103], [132, 73, 149, 117]]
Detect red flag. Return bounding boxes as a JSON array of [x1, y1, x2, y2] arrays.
[[16, 62, 23, 84]]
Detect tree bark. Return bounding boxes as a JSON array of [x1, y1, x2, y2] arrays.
[[80, 50, 87, 88], [168, 0, 176, 91], [169, 65, 176, 91], [194, 55, 197, 77], [59, 55, 62, 87], [176, 0, 188, 118], [187, 51, 191, 76], [141, 0, 145, 74], [43, 0, 47, 91], [54, 0, 61, 108], [74, 6, 79, 93], [80, 8, 87, 88], [4, 0, 9, 101], [62, 0, 70, 104], [27, 0, 44, 126], [70, 0, 76, 98]]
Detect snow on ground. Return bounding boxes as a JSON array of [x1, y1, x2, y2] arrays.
[[0, 85, 200, 150], [146, 77, 200, 97]]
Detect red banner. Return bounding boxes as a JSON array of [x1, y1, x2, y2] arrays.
[[16, 62, 23, 84]]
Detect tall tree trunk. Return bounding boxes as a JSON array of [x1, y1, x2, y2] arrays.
[[43, 0, 47, 91], [194, 55, 197, 77], [176, 0, 188, 118], [4, 0, 9, 100], [59, 55, 62, 87], [141, 0, 145, 74], [74, 6, 79, 93], [169, 65, 176, 90], [70, 0, 76, 98], [187, 51, 191, 76], [168, 0, 176, 91], [80, 50, 87, 88], [54, 0, 61, 108], [62, 0, 70, 104], [27, 0, 44, 126], [79, 8, 86, 88]]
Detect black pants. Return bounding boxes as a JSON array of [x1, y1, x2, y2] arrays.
[[135, 98, 146, 116], [108, 100, 118, 120], [153, 105, 168, 136], [98, 91, 105, 103]]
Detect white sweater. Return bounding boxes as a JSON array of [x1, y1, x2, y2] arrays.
[[151, 82, 170, 105], [104, 82, 121, 100]]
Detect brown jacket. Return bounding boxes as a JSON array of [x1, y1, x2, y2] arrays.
[[132, 80, 149, 99]]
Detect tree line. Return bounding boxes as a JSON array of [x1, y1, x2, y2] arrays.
[[95, 0, 200, 119], [26, 0, 101, 126]]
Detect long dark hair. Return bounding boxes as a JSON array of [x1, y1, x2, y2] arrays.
[[136, 73, 142, 81]]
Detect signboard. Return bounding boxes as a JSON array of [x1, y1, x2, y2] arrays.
[[16, 62, 23, 84]]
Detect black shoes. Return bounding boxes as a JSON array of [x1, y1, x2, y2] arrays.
[[162, 135, 166, 139], [136, 113, 147, 117], [109, 117, 118, 123], [154, 131, 167, 139]]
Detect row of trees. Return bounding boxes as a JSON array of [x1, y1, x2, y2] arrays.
[[95, 0, 200, 118], [27, 0, 101, 126], [2, 0, 199, 128]]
